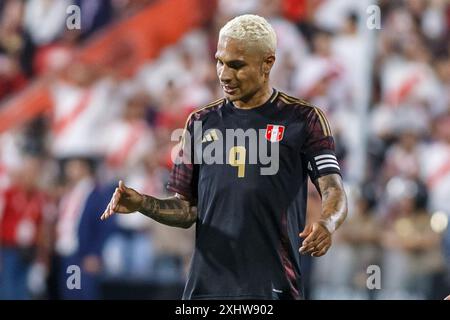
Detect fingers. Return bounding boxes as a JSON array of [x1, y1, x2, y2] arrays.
[[303, 223, 330, 243], [299, 233, 329, 254], [306, 236, 331, 256], [100, 186, 122, 220], [118, 180, 125, 192], [311, 242, 331, 257], [302, 232, 328, 249], [100, 208, 106, 220], [299, 223, 332, 255], [300, 240, 331, 256], [302, 230, 319, 245], [299, 224, 312, 238], [299, 235, 317, 253], [311, 247, 328, 257], [111, 187, 121, 211], [310, 239, 331, 256], [301, 224, 324, 246], [100, 202, 113, 220]]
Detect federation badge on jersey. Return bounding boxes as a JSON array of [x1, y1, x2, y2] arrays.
[[265, 124, 285, 142]]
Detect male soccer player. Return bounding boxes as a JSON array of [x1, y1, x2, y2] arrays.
[[101, 14, 347, 300]]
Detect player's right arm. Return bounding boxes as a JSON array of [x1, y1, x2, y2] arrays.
[[100, 180, 197, 229]]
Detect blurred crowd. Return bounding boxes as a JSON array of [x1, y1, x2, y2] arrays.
[[0, 0, 449, 300]]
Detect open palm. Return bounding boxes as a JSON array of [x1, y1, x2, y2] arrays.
[[100, 180, 143, 220]]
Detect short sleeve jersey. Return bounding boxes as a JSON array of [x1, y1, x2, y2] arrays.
[[168, 89, 341, 300]]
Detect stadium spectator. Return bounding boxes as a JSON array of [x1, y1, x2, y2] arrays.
[[380, 178, 444, 299], [49, 61, 120, 159], [54, 158, 114, 299], [0, 155, 49, 299]]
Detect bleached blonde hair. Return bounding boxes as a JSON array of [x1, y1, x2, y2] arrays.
[[219, 14, 277, 55]]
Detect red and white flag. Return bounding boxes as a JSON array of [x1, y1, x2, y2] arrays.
[[265, 124, 285, 142]]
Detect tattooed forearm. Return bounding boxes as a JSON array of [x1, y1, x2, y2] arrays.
[[315, 173, 348, 233], [139, 195, 197, 228]]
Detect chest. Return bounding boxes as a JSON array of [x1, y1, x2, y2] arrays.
[[193, 112, 307, 180]]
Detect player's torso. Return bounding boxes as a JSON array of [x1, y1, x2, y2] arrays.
[[184, 92, 310, 299], [193, 92, 309, 216]]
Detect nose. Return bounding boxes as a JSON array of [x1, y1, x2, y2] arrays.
[[218, 64, 232, 84]]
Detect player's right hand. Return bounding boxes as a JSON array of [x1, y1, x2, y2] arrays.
[[100, 180, 143, 220]]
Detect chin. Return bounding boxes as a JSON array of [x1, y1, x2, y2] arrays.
[[227, 95, 239, 102], [224, 93, 240, 101]]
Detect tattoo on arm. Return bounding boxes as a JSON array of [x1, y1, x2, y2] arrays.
[[314, 173, 348, 233], [139, 195, 197, 228]]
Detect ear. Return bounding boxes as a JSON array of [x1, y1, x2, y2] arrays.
[[263, 54, 276, 75]]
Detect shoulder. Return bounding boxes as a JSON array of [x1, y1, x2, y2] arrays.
[[277, 91, 332, 137], [277, 91, 314, 111], [185, 98, 226, 126], [276, 91, 326, 119]]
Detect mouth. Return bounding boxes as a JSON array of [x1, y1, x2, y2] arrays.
[[222, 85, 238, 95]]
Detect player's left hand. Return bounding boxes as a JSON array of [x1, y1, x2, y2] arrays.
[[299, 221, 332, 257]]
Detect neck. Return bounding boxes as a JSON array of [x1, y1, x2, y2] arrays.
[[233, 84, 273, 109]]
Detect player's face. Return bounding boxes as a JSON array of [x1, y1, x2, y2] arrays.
[[215, 36, 274, 103]]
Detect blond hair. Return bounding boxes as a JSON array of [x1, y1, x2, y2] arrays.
[[219, 14, 277, 54]]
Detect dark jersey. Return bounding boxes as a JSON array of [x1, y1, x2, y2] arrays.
[[167, 89, 341, 300]]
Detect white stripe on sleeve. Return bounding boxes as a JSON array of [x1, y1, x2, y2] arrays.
[[317, 164, 340, 171], [314, 154, 337, 161], [316, 159, 339, 165]]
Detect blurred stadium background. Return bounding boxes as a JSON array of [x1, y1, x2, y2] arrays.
[[0, 0, 449, 300]]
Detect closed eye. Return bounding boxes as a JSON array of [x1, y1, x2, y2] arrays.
[[228, 61, 245, 70], [216, 58, 245, 70]]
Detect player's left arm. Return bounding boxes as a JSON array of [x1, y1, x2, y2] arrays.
[[299, 173, 347, 257]]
